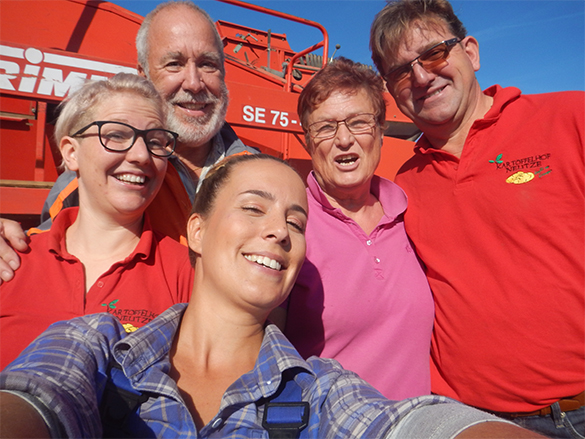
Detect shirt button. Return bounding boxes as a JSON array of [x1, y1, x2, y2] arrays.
[[366, 240, 372, 245], [211, 417, 222, 428], [266, 380, 272, 385], [97, 281, 104, 287], [375, 258, 380, 264]]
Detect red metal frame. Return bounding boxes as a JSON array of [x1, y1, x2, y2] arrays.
[[0, 0, 416, 220], [216, 0, 329, 92]]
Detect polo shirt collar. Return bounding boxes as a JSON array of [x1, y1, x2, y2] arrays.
[[47, 207, 156, 263], [482, 85, 522, 120], [415, 85, 522, 157], [306, 171, 407, 223]]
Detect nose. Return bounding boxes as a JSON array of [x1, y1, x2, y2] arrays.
[[125, 135, 151, 164], [333, 121, 354, 148], [410, 61, 434, 87], [182, 62, 205, 94], [263, 213, 291, 249]]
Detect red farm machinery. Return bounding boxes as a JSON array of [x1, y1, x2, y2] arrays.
[[0, 0, 418, 228]]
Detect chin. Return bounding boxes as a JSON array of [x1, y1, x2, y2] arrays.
[[246, 289, 287, 309], [112, 197, 150, 215], [174, 116, 222, 148], [335, 174, 369, 188], [168, 98, 227, 147]]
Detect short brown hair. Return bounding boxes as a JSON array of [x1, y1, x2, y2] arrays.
[[297, 57, 386, 149], [370, 0, 467, 76]]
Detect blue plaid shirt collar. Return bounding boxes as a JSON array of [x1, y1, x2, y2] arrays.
[[112, 304, 316, 410]]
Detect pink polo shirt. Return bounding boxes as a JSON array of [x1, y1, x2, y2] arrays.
[[284, 172, 434, 399]]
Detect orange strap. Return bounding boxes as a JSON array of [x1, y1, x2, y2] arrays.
[[48, 178, 79, 220]]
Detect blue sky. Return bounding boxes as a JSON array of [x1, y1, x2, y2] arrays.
[[112, 0, 585, 95]]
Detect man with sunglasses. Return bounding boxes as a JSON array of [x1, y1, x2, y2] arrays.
[[0, 1, 258, 282], [370, 1, 584, 438]]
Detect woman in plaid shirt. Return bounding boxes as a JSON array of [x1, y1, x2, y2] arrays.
[[0, 155, 540, 438]]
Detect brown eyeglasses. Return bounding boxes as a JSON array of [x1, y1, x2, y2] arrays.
[[384, 38, 460, 84]]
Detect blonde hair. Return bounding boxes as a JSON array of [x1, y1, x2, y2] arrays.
[[55, 73, 164, 144]]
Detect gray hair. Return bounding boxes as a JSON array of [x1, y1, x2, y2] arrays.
[[136, 1, 225, 76], [55, 73, 164, 147]]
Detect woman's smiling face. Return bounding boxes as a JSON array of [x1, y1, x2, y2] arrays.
[[188, 158, 308, 315], [62, 92, 168, 221]]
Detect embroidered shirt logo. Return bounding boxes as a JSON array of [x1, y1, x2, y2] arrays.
[[506, 172, 534, 184], [101, 299, 118, 310], [489, 153, 552, 184], [123, 323, 139, 333], [488, 154, 504, 164], [101, 299, 159, 332]]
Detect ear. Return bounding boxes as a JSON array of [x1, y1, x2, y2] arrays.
[[137, 63, 147, 79], [461, 36, 481, 72], [186, 213, 205, 255], [60, 136, 80, 172]]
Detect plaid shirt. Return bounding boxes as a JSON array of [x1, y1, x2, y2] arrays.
[[0, 304, 499, 438]]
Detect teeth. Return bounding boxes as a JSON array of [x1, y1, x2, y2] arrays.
[[244, 254, 282, 271], [423, 87, 445, 100], [180, 103, 206, 110], [337, 156, 357, 166], [115, 174, 145, 184]]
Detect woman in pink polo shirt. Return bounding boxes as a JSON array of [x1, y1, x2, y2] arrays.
[[279, 57, 434, 400]]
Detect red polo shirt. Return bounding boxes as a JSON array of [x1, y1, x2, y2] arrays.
[[1, 207, 193, 369], [396, 86, 584, 412]]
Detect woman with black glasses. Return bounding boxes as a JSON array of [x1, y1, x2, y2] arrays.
[[0, 73, 193, 369]]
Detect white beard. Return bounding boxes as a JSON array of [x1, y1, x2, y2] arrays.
[[165, 83, 229, 148]]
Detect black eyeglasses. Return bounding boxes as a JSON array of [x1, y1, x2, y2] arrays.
[[71, 121, 178, 158], [384, 38, 460, 84], [306, 113, 377, 140]]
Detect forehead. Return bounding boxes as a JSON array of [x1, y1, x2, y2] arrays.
[[147, 7, 222, 59], [93, 93, 162, 120], [309, 88, 374, 121], [396, 21, 452, 57], [223, 161, 307, 205]]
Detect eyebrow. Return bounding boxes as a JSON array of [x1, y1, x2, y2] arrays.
[[160, 51, 221, 63], [241, 189, 308, 218], [200, 52, 222, 63], [160, 51, 185, 62]]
